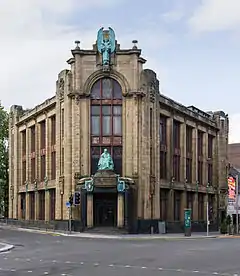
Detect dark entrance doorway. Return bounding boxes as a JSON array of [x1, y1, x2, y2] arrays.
[[93, 192, 117, 227]]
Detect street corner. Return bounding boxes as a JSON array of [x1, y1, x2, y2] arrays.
[[0, 242, 14, 253]]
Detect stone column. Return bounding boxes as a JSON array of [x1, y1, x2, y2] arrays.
[[180, 123, 186, 182], [63, 97, 73, 220], [35, 192, 39, 220], [25, 193, 30, 220], [17, 194, 21, 219], [87, 194, 93, 227], [193, 193, 198, 221], [45, 190, 50, 222], [204, 193, 208, 221], [180, 191, 187, 221], [55, 101, 62, 220], [117, 193, 124, 228]]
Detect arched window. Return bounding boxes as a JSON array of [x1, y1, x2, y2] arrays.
[[90, 78, 122, 175]]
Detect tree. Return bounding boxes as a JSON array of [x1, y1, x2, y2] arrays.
[[0, 102, 8, 217]]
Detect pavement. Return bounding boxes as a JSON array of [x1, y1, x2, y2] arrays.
[[0, 227, 240, 275], [0, 223, 220, 240]]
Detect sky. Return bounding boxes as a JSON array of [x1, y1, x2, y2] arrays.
[[0, 0, 239, 143]]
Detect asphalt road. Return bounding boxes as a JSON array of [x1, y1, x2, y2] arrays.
[[0, 229, 240, 276]]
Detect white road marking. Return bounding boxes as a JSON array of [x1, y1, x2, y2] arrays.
[[193, 271, 199, 273], [109, 264, 114, 267], [212, 273, 218, 275], [27, 271, 32, 273], [125, 265, 131, 268], [141, 266, 147, 269], [65, 261, 71, 263], [43, 273, 49, 275]]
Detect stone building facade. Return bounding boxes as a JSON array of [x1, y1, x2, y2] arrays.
[[8, 28, 229, 233]]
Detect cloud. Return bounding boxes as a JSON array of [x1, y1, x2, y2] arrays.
[[229, 113, 240, 143], [188, 0, 240, 33], [0, 0, 171, 110], [0, 0, 126, 109]]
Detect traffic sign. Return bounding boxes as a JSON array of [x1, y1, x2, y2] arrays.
[[66, 202, 71, 208]]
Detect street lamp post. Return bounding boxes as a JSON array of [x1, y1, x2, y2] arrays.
[[206, 183, 209, 236]]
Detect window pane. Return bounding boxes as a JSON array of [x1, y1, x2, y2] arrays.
[[113, 116, 122, 135], [113, 80, 122, 99], [113, 147, 122, 175], [102, 116, 111, 135], [113, 106, 122, 115], [91, 106, 100, 115], [91, 80, 101, 99], [102, 105, 111, 115], [91, 116, 100, 135], [102, 78, 112, 99]]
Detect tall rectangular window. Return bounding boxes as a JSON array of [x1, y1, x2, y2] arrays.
[[22, 130, 27, 184], [51, 116, 56, 180], [160, 116, 167, 179], [40, 155, 46, 181], [40, 121, 46, 149], [197, 130, 204, 184], [30, 126, 36, 183], [40, 121, 46, 181], [160, 151, 167, 179], [173, 120, 180, 149], [51, 116, 56, 145], [90, 78, 122, 175], [173, 120, 181, 181], [186, 126, 193, 183], [160, 116, 167, 145], [208, 134, 213, 158], [51, 151, 56, 180]]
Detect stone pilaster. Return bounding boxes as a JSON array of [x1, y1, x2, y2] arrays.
[[168, 190, 174, 221], [72, 100, 80, 189], [193, 193, 198, 221], [87, 194, 93, 227], [180, 191, 187, 221], [117, 193, 124, 228], [180, 123, 186, 182], [139, 97, 149, 219], [35, 192, 39, 220], [63, 97, 73, 220], [204, 193, 208, 221], [79, 98, 90, 176], [55, 100, 62, 220]]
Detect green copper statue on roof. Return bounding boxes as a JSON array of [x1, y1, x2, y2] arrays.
[[97, 27, 116, 66], [97, 148, 114, 171]]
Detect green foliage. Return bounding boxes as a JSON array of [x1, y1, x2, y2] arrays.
[[226, 214, 232, 225], [220, 220, 228, 234], [0, 102, 9, 217]]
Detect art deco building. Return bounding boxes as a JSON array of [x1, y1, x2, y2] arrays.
[[8, 28, 229, 233]]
